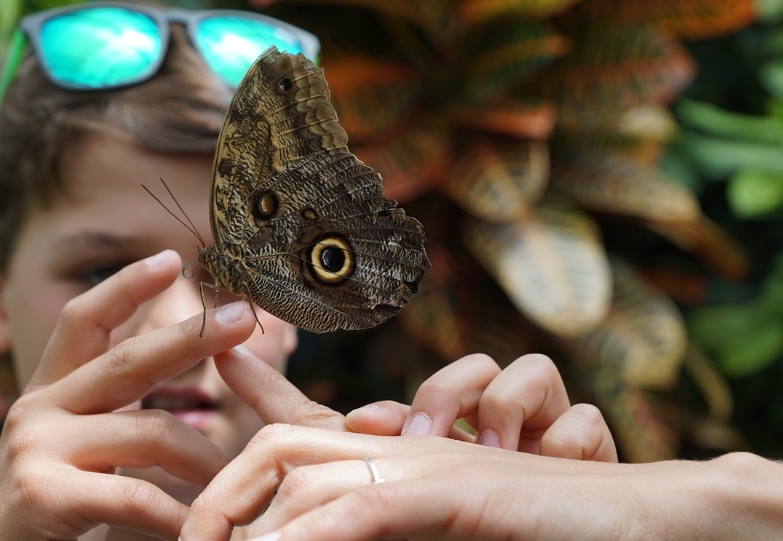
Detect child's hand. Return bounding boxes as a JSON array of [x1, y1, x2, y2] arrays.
[[0, 250, 256, 541]]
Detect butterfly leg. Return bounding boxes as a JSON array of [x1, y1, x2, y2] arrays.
[[199, 281, 224, 337]]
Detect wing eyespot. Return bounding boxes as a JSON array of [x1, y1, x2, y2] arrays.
[[308, 235, 355, 284], [253, 191, 279, 222], [278, 77, 293, 92]]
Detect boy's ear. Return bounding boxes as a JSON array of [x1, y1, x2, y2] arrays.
[[0, 280, 11, 353]]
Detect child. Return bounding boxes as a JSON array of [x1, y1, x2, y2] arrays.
[[0, 4, 616, 540]]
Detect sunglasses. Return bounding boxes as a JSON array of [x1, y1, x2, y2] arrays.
[[0, 2, 320, 103]]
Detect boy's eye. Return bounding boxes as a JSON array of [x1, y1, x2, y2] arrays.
[[76, 264, 126, 288]]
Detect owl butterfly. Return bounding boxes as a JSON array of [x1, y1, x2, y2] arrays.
[[197, 47, 430, 334]]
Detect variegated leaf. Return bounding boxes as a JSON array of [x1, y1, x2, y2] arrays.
[[532, 23, 695, 131], [457, 0, 582, 25], [549, 153, 701, 222], [442, 134, 549, 222], [646, 215, 748, 281], [567, 257, 688, 390], [449, 98, 558, 139], [354, 115, 450, 203], [576, 0, 756, 40], [458, 20, 569, 103], [462, 202, 612, 337], [324, 56, 421, 143]]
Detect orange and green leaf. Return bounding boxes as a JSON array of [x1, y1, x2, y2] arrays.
[[442, 135, 549, 222], [462, 202, 612, 337]]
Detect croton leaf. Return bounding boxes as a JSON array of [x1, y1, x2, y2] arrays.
[[575, 0, 756, 40], [532, 22, 695, 132], [354, 115, 450, 203], [462, 201, 612, 337], [457, 20, 570, 103], [442, 134, 549, 222], [399, 246, 537, 367], [449, 98, 558, 139], [457, 0, 582, 26], [548, 152, 701, 222], [323, 55, 421, 143], [276, 0, 451, 31], [566, 257, 688, 391], [646, 215, 748, 281]]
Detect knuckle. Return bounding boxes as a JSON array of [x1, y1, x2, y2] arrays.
[[119, 480, 158, 515], [136, 409, 177, 446], [58, 296, 86, 326], [570, 403, 605, 427], [276, 466, 317, 498], [103, 340, 136, 377]]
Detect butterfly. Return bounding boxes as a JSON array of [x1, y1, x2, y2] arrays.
[[195, 47, 430, 333]]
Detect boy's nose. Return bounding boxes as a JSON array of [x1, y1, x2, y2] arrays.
[[138, 274, 205, 333]]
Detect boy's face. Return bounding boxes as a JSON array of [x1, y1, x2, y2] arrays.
[[0, 132, 298, 500]]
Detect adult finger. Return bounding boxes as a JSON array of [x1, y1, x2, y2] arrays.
[[477, 354, 571, 452], [539, 403, 618, 463], [42, 301, 255, 414], [28, 250, 182, 389], [214, 346, 346, 431], [401, 354, 500, 437], [182, 424, 402, 540], [344, 401, 474, 441]]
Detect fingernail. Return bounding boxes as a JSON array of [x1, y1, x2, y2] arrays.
[[232, 344, 253, 357], [144, 249, 173, 267], [246, 533, 281, 541], [402, 412, 431, 436], [479, 430, 501, 448], [350, 404, 380, 415], [217, 302, 246, 324]]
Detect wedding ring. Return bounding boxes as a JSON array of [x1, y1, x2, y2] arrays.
[[363, 457, 385, 484]]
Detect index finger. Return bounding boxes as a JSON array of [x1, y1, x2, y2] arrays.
[[214, 345, 346, 431], [29, 250, 182, 389]]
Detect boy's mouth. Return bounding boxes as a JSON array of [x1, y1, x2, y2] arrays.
[[142, 386, 218, 432]]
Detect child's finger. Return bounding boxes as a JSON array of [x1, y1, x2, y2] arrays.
[[214, 346, 346, 431], [28, 250, 182, 389], [344, 401, 474, 441], [44, 301, 255, 414]]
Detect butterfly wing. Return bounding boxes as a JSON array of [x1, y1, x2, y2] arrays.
[[206, 47, 430, 333]]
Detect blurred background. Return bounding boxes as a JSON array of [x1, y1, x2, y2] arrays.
[[5, 0, 783, 462]]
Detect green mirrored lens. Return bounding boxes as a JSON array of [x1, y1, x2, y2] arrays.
[[196, 16, 306, 87], [40, 7, 162, 89]]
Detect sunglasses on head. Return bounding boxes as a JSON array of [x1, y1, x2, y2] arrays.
[[0, 1, 320, 104]]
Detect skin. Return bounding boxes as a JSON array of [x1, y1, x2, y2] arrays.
[[0, 133, 618, 541]]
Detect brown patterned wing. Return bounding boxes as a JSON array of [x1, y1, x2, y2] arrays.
[[199, 47, 430, 333]]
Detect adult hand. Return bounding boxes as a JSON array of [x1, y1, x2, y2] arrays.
[[182, 424, 781, 541], [0, 250, 256, 541]]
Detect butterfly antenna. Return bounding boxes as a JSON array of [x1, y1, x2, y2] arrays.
[[141, 179, 207, 247]]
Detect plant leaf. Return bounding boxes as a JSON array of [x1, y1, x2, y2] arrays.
[[727, 167, 783, 218], [647, 215, 748, 281], [354, 115, 450, 203], [449, 98, 558, 139], [575, 0, 756, 40], [324, 55, 421, 143], [457, 20, 569, 103], [442, 134, 549, 222], [533, 22, 695, 131], [457, 0, 582, 25], [462, 202, 612, 337], [568, 257, 688, 390], [549, 152, 702, 222]]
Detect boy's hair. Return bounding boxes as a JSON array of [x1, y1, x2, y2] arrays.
[[0, 26, 232, 274]]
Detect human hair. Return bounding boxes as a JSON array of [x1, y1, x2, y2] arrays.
[[0, 25, 232, 275]]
